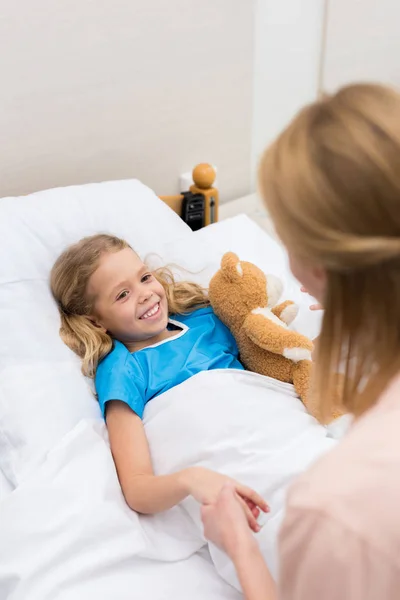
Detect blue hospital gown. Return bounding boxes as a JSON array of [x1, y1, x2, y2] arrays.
[[95, 307, 244, 418]]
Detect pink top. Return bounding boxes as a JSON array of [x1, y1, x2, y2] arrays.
[[278, 375, 400, 600]]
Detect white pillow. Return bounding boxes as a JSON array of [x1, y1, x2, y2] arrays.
[[0, 199, 321, 486], [154, 215, 322, 341]]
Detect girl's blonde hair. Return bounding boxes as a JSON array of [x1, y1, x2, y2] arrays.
[[50, 234, 209, 378], [259, 83, 400, 422]]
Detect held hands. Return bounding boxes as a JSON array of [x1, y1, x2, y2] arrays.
[[184, 467, 269, 534], [201, 483, 261, 560]]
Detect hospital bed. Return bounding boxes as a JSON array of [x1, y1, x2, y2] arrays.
[[0, 168, 347, 599]]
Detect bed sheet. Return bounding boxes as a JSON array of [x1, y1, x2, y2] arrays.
[[0, 369, 344, 597], [0, 416, 241, 600]]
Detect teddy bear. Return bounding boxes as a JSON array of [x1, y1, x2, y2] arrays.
[[209, 252, 315, 413]]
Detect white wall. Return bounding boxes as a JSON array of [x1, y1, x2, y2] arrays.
[[0, 1, 254, 201], [323, 0, 400, 91], [251, 0, 325, 185]]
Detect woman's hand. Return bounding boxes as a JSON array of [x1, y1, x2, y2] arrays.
[[203, 484, 278, 600], [300, 287, 322, 359], [300, 286, 323, 311], [201, 483, 260, 559], [183, 467, 268, 533]]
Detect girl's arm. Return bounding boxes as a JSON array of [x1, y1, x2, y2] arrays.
[[106, 401, 268, 522], [106, 400, 189, 513]]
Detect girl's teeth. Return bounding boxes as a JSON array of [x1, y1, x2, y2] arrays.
[[142, 303, 159, 319]]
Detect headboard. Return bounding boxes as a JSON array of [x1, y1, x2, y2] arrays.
[[159, 163, 219, 228]]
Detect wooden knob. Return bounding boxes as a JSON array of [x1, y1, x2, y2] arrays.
[[192, 163, 216, 189]]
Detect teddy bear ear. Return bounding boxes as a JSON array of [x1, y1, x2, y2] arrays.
[[265, 274, 283, 307], [220, 252, 243, 282]]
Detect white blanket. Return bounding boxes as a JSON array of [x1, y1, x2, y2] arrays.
[[0, 370, 345, 597]]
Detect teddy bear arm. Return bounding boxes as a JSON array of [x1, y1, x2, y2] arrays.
[[243, 313, 313, 358], [271, 300, 299, 325]]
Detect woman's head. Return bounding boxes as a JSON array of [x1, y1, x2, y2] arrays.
[[259, 83, 400, 420], [51, 234, 208, 377]]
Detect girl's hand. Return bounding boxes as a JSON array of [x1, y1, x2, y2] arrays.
[[300, 286, 323, 311], [201, 483, 260, 559], [184, 467, 268, 533]]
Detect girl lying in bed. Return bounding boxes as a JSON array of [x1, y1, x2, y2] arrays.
[[50, 235, 268, 528]]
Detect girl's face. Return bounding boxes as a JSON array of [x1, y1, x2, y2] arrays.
[[87, 248, 169, 346]]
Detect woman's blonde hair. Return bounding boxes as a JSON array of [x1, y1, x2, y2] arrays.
[[259, 83, 400, 421], [50, 234, 209, 378]]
